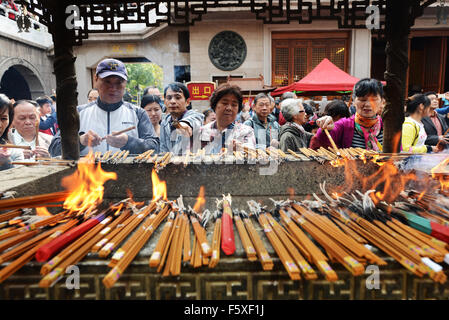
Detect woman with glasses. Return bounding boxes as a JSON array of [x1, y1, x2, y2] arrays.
[[279, 98, 313, 152]]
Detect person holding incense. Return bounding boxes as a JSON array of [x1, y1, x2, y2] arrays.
[[311, 78, 384, 151], [49, 58, 159, 157], [159, 82, 204, 155], [0, 94, 24, 170], [279, 98, 313, 152], [140, 94, 163, 137], [10, 100, 52, 159], [402, 94, 442, 154], [200, 84, 256, 154], [243, 92, 280, 149]]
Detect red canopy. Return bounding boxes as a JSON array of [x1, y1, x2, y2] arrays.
[[272, 58, 360, 96]]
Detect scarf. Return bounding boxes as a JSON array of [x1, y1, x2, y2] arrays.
[[354, 113, 383, 151]]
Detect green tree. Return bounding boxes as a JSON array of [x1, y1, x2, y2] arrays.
[[125, 63, 163, 103]]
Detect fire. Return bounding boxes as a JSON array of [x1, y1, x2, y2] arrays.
[[330, 157, 346, 167], [192, 186, 206, 213], [61, 152, 117, 214], [35, 207, 52, 217], [328, 154, 419, 204], [431, 157, 449, 191], [151, 169, 167, 201]]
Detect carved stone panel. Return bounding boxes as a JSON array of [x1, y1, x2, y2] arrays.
[[208, 31, 247, 71]]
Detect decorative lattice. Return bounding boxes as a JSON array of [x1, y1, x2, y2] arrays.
[[17, 1, 437, 45]]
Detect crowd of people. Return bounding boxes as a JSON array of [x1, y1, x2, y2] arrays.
[[2, 57, 449, 170]]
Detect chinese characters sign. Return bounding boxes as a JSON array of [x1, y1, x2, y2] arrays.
[[186, 82, 216, 100]]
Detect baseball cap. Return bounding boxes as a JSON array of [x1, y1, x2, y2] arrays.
[[96, 58, 128, 81]]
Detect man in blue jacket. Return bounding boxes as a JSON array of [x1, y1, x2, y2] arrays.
[[159, 82, 203, 155], [49, 58, 159, 157]]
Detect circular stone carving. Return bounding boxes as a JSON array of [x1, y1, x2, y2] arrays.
[[208, 31, 247, 71]]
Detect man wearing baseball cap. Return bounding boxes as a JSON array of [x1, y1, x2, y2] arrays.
[[49, 58, 159, 156]]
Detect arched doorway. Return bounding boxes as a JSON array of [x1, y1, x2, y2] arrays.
[[0, 58, 46, 100], [0, 66, 32, 100]]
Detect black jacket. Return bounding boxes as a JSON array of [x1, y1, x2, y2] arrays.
[[279, 123, 313, 152], [422, 113, 449, 146]]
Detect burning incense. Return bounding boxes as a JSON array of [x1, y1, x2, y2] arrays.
[[0, 144, 31, 150], [324, 129, 341, 157], [101, 126, 136, 140]]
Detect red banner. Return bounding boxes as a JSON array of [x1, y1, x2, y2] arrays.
[[186, 82, 216, 101]]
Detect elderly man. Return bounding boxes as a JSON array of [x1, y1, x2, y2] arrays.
[[10, 100, 52, 159], [159, 82, 203, 155], [49, 58, 159, 157], [243, 93, 280, 149], [279, 99, 313, 152]]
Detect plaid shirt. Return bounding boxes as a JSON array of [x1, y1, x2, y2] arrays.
[[200, 121, 256, 154]]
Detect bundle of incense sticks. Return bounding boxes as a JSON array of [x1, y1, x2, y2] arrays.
[[109, 202, 164, 267], [103, 201, 171, 288], [322, 191, 449, 283], [36, 210, 105, 262], [248, 202, 301, 280], [296, 147, 378, 162], [219, 194, 235, 255], [208, 211, 221, 268], [240, 211, 273, 270], [132, 149, 155, 163], [234, 212, 257, 261], [154, 152, 173, 172], [0, 219, 79, 283], [98, 204, 151, 258], [0, 191, 70, 211], [149, 206, 192, 277], [89, 150, 130, 163]]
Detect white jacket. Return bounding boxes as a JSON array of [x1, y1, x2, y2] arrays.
[[49, 100, 159, 157]]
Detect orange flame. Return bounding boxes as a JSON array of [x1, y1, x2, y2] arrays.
[[329, 156, 419, 204], [330, 158, 346, 167], [61, 151, 117, 214], [151, 169, 167, 201], [35, 207, 52, 217], [431, 157, 449, 191], [193, 186, 206, 213]]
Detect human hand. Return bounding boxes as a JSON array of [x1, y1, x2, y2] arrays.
[[80, 130, 102, 147], [176, 122, 193, 137], [105, 133, 129, 148], [0, 148, 11, 164], [270, 139, 279, 148], [316, 116, 335, 131], [23, 149, 33, 159], [33, 146, 51, 158]]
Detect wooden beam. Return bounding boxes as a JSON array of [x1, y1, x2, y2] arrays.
[[382, 0, 418, 153], [48, 1, 80, 160]]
